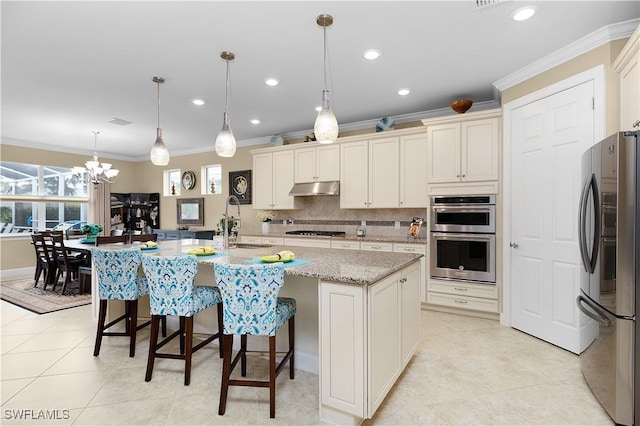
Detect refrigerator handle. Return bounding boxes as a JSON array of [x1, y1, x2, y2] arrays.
[[578, 175, 595, 272], [577, 295, 612, 327], [588, 174, 600, 273]]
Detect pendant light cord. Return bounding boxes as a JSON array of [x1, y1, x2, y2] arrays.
[[156, 81, 161, 128], [225, 59, 230, 114], [323, 25, 328, 90], [93, 131, 99, 157]]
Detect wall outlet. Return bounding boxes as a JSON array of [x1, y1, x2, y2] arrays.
[[361, 220, 366, 227], [283, 219, 287, 225], [395, 221, 401, 229]]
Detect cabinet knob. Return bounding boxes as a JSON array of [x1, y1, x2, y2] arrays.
[[634, 120, 640, 128], [456, 174, 460, 178], [462, 174, 466, 178]]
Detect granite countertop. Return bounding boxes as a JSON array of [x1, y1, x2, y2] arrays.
[[190, 243, 423, 285], [243, 232, 427, 245]]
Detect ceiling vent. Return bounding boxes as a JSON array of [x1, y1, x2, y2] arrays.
[[107, 117, 133, 126]]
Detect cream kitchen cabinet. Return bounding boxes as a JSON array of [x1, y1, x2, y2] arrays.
[[614, 23, 640, 131], [340, 137, 399, 209], [394, 242, 427, 303], [399, 133, 428, 207], [422, 109, 501, 195], [427, 278, 499, 314], [320, 260, 421, 421], [252, 151, 302, 210], [294, 145, 340, 183]]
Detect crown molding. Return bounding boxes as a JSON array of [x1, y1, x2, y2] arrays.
[[494, 18, 640, 92], [0, 137, 134, 162]]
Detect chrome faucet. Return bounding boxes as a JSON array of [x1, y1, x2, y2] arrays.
[[224, 195, 241, 250]]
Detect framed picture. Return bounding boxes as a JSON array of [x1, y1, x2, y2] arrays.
[[229, 170, 252, 204], [176, 197, 204, 226]]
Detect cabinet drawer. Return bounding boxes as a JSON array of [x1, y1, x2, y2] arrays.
[[393, 243, 426, 255], [165, 232, 181, 240], [360, 242, 393, 252], [331, 240, 361, 250], [427, 292, 498, 313], [262, 237, 284, 245], [428, 280, 498, 299], [241, 236, 262, 244], [284, 238, 331, 248]]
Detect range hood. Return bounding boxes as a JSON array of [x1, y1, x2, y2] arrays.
[[288, 181, 340, 196]]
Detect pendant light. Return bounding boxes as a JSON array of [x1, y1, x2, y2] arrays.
[[314, 14, 339, 144], [215, 51, 236, 158], [150, 76, 170, 165], [73, 131, 119, 185]]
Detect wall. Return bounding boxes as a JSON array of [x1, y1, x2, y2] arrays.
[[501, 38, 628, 136]]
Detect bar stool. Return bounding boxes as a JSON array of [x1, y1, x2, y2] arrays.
[[92, 247, 149, 357], [141, 254, 223, 386], [213, 263, 296, 418]]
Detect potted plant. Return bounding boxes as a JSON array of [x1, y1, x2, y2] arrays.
[[218, 215, 238, 236], [257, 210, 275, 234], [80, 223, 103, 238]]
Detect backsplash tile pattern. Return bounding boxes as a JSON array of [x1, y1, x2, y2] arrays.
[[265, 196, 428, 239]]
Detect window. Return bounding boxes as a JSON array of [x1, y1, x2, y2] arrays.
[[164, 169, 181, 196], [0, 161, 89, 234], [202, 164, 222, 195]]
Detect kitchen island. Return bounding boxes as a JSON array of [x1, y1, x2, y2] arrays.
[[92, 239, 423, 424]]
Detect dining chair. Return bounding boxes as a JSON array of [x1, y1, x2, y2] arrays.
[[92, 247, 150, 357], [96, 235, 127, 245], [130, 233, 158, 243], [31, 233, 56, 290], [214, 262, 296, 418], [51, 233, 84, 295], [141, 254, 223, 386]]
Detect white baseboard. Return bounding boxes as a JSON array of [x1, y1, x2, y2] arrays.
[[0, 268, 33, 281]]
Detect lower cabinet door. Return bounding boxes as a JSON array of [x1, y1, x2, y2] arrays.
[[320, 281, 365, 417], [368, 272, 401, 416], [400, 262, 421, 367]]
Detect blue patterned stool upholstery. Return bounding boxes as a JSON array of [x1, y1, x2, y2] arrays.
[[92, 247, 149, 357], [214, 262, 296, 418], [141, 254, 223, 386]]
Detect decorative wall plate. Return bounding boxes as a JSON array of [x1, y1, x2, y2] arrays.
[[376, 117, 395, 132], [181, 171, 196, 190]]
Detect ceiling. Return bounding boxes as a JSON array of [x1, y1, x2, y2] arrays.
[[2, 1, 639, 162]]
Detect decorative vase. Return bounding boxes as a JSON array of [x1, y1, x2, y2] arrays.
[[451, 99, 473, 114], [262, 221, 270, 235]]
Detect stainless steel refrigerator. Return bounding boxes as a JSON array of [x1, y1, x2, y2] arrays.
[[577, 130, 639, 426]]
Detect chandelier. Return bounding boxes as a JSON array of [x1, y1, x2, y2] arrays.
[[73, 131, 119, 185], [215, 51, 237, 157], [314, 14, 339, 144]]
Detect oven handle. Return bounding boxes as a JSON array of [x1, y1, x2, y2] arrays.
[[431, 232, 495, 241], [432, 206, 494, 213]]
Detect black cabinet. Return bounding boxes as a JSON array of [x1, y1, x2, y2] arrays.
[[111, 193, 159, 232]]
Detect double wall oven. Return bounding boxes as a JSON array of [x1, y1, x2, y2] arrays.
[[430, 195, 496, 284]]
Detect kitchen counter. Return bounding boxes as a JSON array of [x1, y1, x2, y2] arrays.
[[242, 231, 427, 245]]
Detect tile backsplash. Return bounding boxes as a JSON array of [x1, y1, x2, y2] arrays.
[[263, 195, 427, 239]]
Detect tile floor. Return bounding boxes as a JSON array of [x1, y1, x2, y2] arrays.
[[1, 300, 613, 425]]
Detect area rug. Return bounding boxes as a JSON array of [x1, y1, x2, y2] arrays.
[[0, 277, 91, 314]]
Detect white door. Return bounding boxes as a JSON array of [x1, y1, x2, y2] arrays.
[[510, 81, 595, 354]]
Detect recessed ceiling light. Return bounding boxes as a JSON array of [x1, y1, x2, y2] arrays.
[[397, 88, 411, 96], [265, 78, 279, 86], [250, 119, 260, 125], [511, 5, 536, 21], [315, 106, 322, 112], [192, 99, 205, 106], [363, 49, 382, 60]]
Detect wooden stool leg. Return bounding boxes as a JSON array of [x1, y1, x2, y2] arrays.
[[145, 315, 161, 382], [217, 303, 224, 358], [93, 299, 108, 356], [129, 300, 138, 357], [240, 335, 248, 377], [218, 334, 233, 415], [289, 315, 295, 379], [184, 316, 193, 386], [179, 317, 186, 355], [269, 336, 276, 419], [161, 315, 167, 338]]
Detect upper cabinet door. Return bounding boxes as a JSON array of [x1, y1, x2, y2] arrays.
[[316, 145, 340, 181], [461, 118, 499, 182], [253, 152, 274, 210], [399, 133, 428, 207], [368, 137, 399, 208], [294, 147, 317, 183], [340, 141, 369, 209], [272, 150, 298, 209], [427, 123, 460, 183]]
